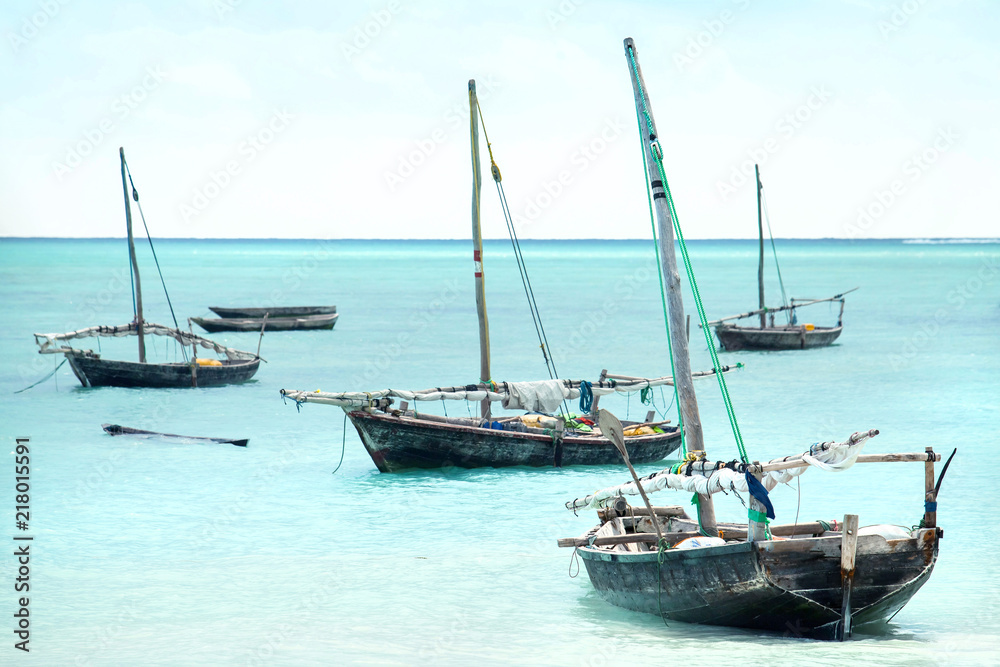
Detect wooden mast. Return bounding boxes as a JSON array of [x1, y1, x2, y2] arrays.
[[756, 164, 766, 328], [469, 80, 491, 419], [623, 38, 716, 533], [120, 147, 145, 363]]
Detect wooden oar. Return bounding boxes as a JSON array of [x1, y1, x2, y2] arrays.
[[102, 424, 248, 447], [596, 408, 664, 544]]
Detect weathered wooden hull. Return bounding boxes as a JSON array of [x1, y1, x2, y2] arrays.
[[347, 410, 682, 472], [65, 351, 260, 388], [578, 528, 938, 638], [191, 313, 338, 332], [102, 423, 248, 446], [714, 324, 842, 351], [208, 305, 337, 318]]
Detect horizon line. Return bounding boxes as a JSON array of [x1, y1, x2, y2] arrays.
[[3, 236, 998, 243]]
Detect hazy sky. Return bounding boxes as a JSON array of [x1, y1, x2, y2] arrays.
[[1, 0, 996, 239]]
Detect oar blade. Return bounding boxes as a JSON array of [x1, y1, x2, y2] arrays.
[[597, 408, 628, 460]]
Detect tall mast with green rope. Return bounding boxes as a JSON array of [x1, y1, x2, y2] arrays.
[[120, 147, 145, 363], [623, 39, 716, 534], [756, 164, 766, 329], [469, 80, 491, 419]]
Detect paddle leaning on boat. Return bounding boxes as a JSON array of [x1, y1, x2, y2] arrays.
[[555, 37, 949, 640]]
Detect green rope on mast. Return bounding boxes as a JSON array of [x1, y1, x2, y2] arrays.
[[627, 45, 749, 464], [633, 99, 686, 456]]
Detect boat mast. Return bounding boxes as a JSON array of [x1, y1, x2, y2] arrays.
[[120, 147, 145, 363], [624, 39, 716, 532], [469, 80, 491, 419], [756, 164, 766, 328]]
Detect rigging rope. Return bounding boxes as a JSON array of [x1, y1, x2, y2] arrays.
[[122, 156, 187, 362], [627, 45, 748, 464], [475, 100, 569, 416], [632, 98, 687, 455], [760, 188, 790, 321]]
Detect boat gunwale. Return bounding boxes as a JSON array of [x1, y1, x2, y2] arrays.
[[574, 529, 936, 562], [349, 409, 682, 445]]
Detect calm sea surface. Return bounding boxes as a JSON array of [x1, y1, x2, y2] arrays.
[[0, 237, 998, 666]]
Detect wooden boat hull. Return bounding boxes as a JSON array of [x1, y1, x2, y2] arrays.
[[208, 305, 337, 318], [65, 350, 260, 388], [191, 313, 338, 332], [714, 324, 842, 351], [578, 528, 939, 638], [347, 410, 682, 472]]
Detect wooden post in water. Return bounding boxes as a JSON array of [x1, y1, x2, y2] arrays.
[[120, 147, 145, 363], [469, 80, 491, 419], [623, 39, 715, 533], [923, 446, 937, 529], [756, 164, 766, 329], [837, 513, 860, 641]]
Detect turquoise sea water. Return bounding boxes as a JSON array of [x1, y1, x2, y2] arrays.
[[0, 237, 998, 666]]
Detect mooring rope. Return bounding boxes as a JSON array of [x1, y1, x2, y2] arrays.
[[13, 358, 67, 394], [331, 411, 348, 475]]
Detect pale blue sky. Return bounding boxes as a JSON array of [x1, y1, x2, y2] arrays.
[[1, 0, 996, 239]]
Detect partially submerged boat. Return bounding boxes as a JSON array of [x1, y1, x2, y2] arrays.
[[102, 423, 248, 447], [32, 148, 261, 388], [190, 312, 338, 333], [707, 164, 855, 351], [558, 37, 946, 641]]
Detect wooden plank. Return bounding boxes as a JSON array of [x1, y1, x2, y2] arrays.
[[837, 513, 860, 641], [610, 518, 642, 552], [557, 530, 701, 548], [598, 505, 687, 521], [759, 451, 940, 473], [558, 516, 868, 549]]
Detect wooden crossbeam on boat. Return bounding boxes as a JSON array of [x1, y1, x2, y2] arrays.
[[558, 519, 848, 548]]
